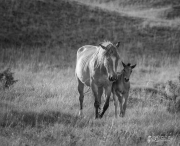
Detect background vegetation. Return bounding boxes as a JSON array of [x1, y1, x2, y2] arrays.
[[0, 0, 180, 145]]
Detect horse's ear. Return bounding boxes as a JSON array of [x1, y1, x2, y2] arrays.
[[122, 61, 126, 68], [115, 42, 120, 48], [131, 64, 136, 69], [99, 44, 106, 50]]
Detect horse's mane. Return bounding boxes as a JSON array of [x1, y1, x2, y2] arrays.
[[96, 40, 115, 68], [94, 41, 112, 69], [99, 40, 113, 48]]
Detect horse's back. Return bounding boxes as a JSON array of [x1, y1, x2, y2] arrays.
[[77, 45, 97, 58], [76, 45, 98, 86]]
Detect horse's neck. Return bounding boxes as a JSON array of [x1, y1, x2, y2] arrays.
[[96, 48, 105, 66], [90, 48, 104, 71]]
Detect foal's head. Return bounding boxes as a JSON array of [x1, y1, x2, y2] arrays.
[[122, 62, 136, 82]]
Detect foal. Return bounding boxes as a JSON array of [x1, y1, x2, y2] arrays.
[[112, 62, 136, 118]]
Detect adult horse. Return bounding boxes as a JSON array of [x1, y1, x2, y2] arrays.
[[75, 41, 120, 118]]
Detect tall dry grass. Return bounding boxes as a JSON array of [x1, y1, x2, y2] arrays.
[[0, 47, 180, 145]]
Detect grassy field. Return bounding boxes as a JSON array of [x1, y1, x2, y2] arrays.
[[0, 0, 180, 145], [73, 0, 180, 28]]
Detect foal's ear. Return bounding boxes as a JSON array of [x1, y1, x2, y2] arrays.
[[131, 64, 136, 69], [122, 61, 126, 68], [115, 42, 120, 48]]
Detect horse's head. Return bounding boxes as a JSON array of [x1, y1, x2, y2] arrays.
[[99, 41, 120, 82], [122, 62, 136, 82]]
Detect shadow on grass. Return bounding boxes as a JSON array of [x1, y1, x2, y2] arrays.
[[128, 86, 171, 108], [131, 87, 160, 95], [0, 109, 89, 128], [131, 86, 168, 99], [127, 97, 144, 108]]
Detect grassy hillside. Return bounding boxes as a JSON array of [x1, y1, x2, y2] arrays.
[[1, 0, 140, 47], [75, 0, 180, 8], [1, 0, 180, 53], [0, 0, 180, 146], [75, 0, 180, 28], [1, 0, 180, 71]]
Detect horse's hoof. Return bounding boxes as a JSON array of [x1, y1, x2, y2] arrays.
[[95, 115, 101, 119], [79, 111, 84, 117]]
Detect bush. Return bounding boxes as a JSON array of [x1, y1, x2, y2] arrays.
[[0, 68, 18, 90], [165, 74, 180, 113]]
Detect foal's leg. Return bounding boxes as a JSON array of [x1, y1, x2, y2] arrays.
[[77, 78, 84, 117], [116, 91, 124, 117], [100, 86, 111, 118], [122, 92, 129, 117]]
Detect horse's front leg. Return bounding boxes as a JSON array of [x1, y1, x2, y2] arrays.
[[100, 86, 111, 118], [112, 89, 118, 118], [91, 82, 102, 119]]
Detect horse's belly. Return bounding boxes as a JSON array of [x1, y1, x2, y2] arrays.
[[94, 75, 112, 87], [76, 59, 90, 86]]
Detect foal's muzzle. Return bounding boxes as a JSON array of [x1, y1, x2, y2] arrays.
[[124, 78, 129, 82]]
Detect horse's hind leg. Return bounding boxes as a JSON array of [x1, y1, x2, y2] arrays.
[[77, 78, 84, 117]]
